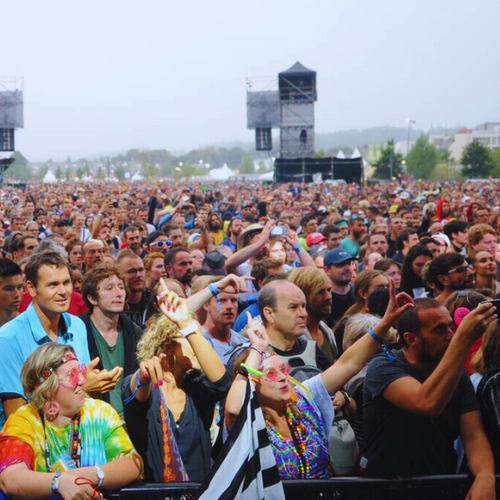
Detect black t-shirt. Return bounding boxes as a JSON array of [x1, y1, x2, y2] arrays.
[[361, 350, 478, 477], [328, 286, 355, 327], [124, 288, 156, 329]]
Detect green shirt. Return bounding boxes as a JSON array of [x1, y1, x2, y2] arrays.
[[90, 320, 125, 418]]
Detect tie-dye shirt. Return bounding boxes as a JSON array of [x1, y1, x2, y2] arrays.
[[0, 398, 138, 473]]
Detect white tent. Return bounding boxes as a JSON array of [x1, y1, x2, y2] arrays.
[[351, 148, 362, 158], [43, 170, 57, 183], [131, 172, 143, 181], [209, 163, 234, 181], [258, 171, 274, 181], [335, 150, 346, 159]]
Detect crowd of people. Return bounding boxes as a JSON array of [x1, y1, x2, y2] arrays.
[[0, 177, 500, 499]]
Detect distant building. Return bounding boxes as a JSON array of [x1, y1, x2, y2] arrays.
[[430, 122, 500, 161]]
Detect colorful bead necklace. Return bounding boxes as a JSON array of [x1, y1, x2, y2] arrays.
[[40, 411, 82, 471], [266, 406, 311, 478]]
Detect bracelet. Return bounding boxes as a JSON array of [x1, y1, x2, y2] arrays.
[[249, 345, 270, 369], [179, 321, 198, 337], [123, 370, 151, 404], [340, 390, 351, 410], [51, 472, 62, 494], [208, 283, 222, 312], [94, 465, 105, 489], [368, 327, 395, 362], [292, 242, 304, 256]]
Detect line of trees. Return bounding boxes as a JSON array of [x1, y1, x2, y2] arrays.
[[372, 135, 500, 180]]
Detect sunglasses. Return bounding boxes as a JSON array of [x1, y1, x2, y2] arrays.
[[149, 240, 172, 249], [240, 362, 291, 382], [58, 364, 88, 390], [448, 264, 472, 274]]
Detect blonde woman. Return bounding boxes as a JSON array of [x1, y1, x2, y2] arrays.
[[122, 281, 231, 483]]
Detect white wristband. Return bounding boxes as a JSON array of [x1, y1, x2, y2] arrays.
[[179, 321, 198, 337], [94, 465, 105, 489]]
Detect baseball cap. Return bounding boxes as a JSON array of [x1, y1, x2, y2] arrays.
[[306, 232, 327, 247], [324, 248, 356, 266]]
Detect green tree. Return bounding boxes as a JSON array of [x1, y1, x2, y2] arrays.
[[75, 166, 84, 179], [406, 134, 439, 179], [239, 154, 255, 174], [55, 165, 63, 180], [372, 140, 403, 179], [142, 162, 157, 179], [461, 139, 494, 178], [114, 165, 126, 181], [5, 151, 32, 181], [490, 147, 500, 178]]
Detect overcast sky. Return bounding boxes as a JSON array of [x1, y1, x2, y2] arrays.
[[3, 0, 500, 161]]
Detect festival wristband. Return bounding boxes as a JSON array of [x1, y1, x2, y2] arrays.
[[208, 283, 222, 312], [368, 327, 395, 362], [51, 472, 62, 494], [292, 242, 304, 255], [249, 345, 270, 369], [94, 465, 105, 489], [123, 370, 151, 404], [179, 321, 198, 337], [240, 363, 263, 383]]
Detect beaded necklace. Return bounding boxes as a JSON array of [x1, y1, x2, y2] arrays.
[[40, 411, 82, 471], [266, 406, 311, 478]]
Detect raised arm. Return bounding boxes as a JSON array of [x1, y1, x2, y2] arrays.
[[225, 315, 267, 431], [186, 274, 250, 312], [320, 281, 414, 394], [225, 220, 275, 273], [157, 280, 226, 383], [382, 302, 496, 418]]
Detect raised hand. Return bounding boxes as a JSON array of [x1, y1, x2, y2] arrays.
[[246, 312, 269, 352], [217, 274, 251, 294], [380, 279, 414, 332], [157, 278, 192, 329]]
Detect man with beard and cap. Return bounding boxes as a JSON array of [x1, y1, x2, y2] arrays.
[[116, 249, 155, 328], [165, 247, 194, 295], [323, 248, 356, 326], [201, 277, 246, 364], [427, 254, 475, 304]]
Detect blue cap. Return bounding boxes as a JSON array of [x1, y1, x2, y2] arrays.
[[324, 248, 356, 266]]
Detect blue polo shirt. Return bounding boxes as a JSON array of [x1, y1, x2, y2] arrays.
[[0, 303, 90, 430]]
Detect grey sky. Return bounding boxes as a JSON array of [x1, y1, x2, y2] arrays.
[[4, 0, 500, 161]]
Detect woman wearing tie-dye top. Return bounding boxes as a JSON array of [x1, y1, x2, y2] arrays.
[[0, 344, 142, 500]]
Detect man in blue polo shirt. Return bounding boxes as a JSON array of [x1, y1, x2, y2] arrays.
[[0, 251, 121, 430]]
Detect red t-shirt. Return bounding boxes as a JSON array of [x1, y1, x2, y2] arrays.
[[19, 290, 89, 316]]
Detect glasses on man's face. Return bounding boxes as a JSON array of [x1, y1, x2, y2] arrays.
[[448, 264, 472, 274], [149, 240, 172, 249], [262, 362, 291, 382], [125, 267, 146, 275], [58, 364, 87, 390]]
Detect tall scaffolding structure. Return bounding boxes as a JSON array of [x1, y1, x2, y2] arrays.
[[278, 62, 317, 159], [0, 77, 24, 184]]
